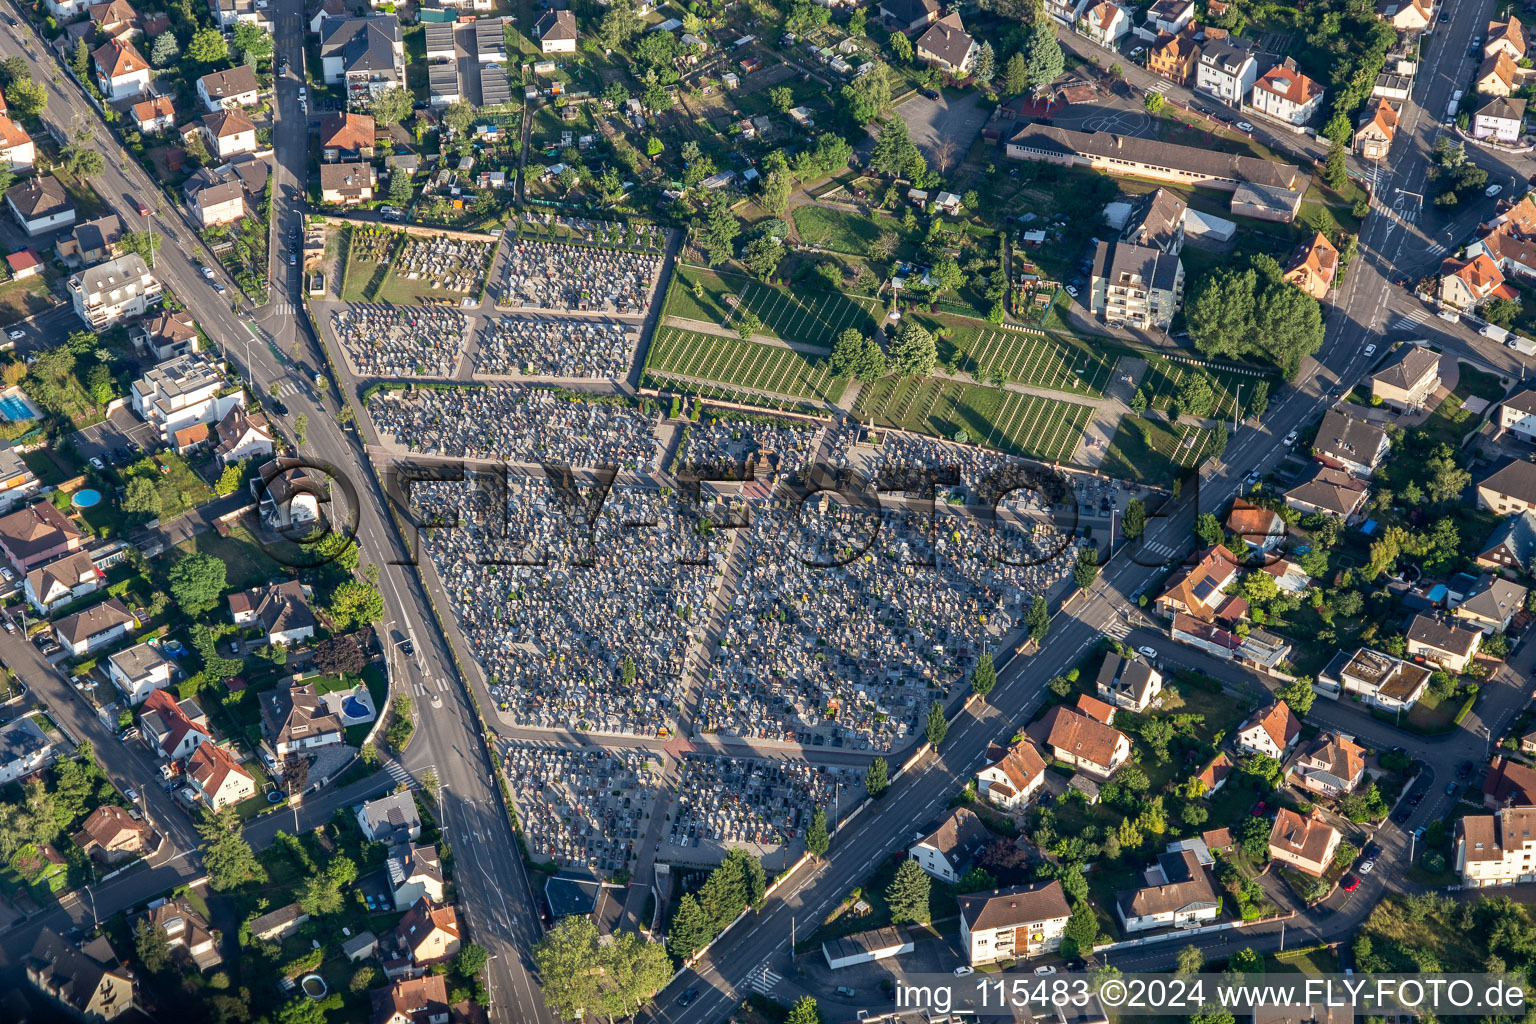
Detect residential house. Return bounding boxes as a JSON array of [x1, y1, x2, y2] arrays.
[[56, 214, 125, 267], [1154, 545, 1243, 624], [45, 0, 90, 19], [1089, 239, 1184, 329], [213, 405, 274, 466], [909, 807, 991, 883], [371, 975, 452, 1024], [6, 176, 76, 236], [1405, 613, 1483, 671], [1478, 509, 1536, 571], [1195, 38, 1257, 105], [1267, 808, 1342, 877], [358, 791, 423, 845], [197, 65, 260, 112], [189, 179, 245, 229], [24, 929, 134, 1021], [0, 501, 83, 572], [320, 17, 406, 110], [1077, 1, 1130, 45], [318, 111, 376, 161], [201, 109, 258, 159], [131, 95, 176, 133], [1006, 124, 1303, 195], [1235, 701, 1301, 758], [139, 689, 209, 761], [1478, 51, 1521, 96], [1453, 574, 1530, 634], [1355, 98, 1398, 159], [53, 598, 137, 658], [1284, 465, 1370, 519], [1144, 0, 1194, 33], [1312, 409, 1390, 477], [1121, 187, 1186, 255], [1147, 31, 1199, 86], [1265, 557, 1315, 593], [532, 9, 578, 52], [143, 898, 221, 971], [915, 12, 977, 73], [1282, 232, 1339, 300], [1250, 59, 1326, 126], [1498, 389, 1536, 442], [248, 902, 309, 942], [67, 253, 161, 329], [879, 0, 939, 31], [1094, 653, 1163, 712], [93, 38, 150, 99], [307, 0, 347, 33], [1478, 460, 1536, 514], [131, 354, 244, 448], [131, 310, 199, 362], [395, 899, 461, 966], [1039, 704, 1132, 777], [229, 580, 316, 645], [1195, 752, 1233, 796], [1370, 345, 1441, 412], [0, 716, 52, 784], [1171, 615, 1294, 670], [0, 116, 34, 171], [72, 805, 151, 864], [1456, 806, 1536, 886], [1475, 97, 1527, 143], [106, 641, 176, 703], [260, 680, 346, 760], [254, 458, 328, 530], [956, 881, 1071, 966], [1487, 17, 1527, 61], [1484, 756, 1536, 807], [1330, 647, 1432, 709], [976, 738, 1047, 810], [1285, 732, 1367, 797], [186, 741, 256, 810], [1115, 849, 1221, 933], [23, 551, 100, 618], [389, 844, 445, 909], [319, 162, 376, 205], [1225, 500, 1285, 554], [5, 250, 40, 283], [0, 447, 38, 514]]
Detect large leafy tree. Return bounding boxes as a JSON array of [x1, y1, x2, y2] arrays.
[[168, 552, 227, 616], [233, 22, 274, 63], [700, 202, 739, 266], [187, 27, 229, 64], [1023, 23, 1064, 94], [840, 61, 891, 124], [890, 320, 936, 377], [830, 328, 887, 382], [198, 807, 265, 891], [368, 87, 413, 127]]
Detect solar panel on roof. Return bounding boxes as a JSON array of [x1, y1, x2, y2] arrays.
[[1192, 577, 1217, 601]]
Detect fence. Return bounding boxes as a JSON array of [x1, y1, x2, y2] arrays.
[[1092, 910, 1297, 954]]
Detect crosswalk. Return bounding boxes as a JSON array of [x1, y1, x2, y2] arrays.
[[412, 675, 448, 697], [1145, 78, 1171, 94], [384, 760, 421, 790], [271, 378, 300, 398], [1138, 539, 1179, 561], [1390, 308, 1431, 332], [270, 302, 298, 316], [744, 962, 781, 997], [1102, 619, 1131, 641]]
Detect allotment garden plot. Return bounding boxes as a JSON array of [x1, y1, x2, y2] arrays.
[[948, 324, 1116, 398], [852, 376, 1093, 464], [666, 267, 880, 347], [644, 326, 847, 404]]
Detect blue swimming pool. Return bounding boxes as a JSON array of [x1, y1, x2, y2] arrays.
[[0, 395, 35, 421], [72, 489, 102, 509], [342, 696, 369, 718]]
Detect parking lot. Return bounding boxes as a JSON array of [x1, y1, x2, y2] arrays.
[[895, 89, 990, 170], [71, 407, 159, 464]]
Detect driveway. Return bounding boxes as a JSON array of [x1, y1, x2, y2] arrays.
[[896, 89, 990, 171], [70, 406, 157, 463]]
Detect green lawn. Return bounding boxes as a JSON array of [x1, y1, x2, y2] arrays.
[[0, 274, 56, 326], [1138, 354, 1273, 422], [665, 266, 881, 347], [167, 521, 286, 590], [938, 321, 1114, 398], [643, 327, 848, 403], [790, 205, 888, 255], [851, 376, 1092, 462], [21, 449, 71, 486], [121, 452, 215, 522], [1097, 415, 1190, 487]]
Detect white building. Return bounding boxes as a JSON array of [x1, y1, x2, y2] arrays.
[[67, 253, 162, 329], [107, 642, 177, 704], [1115, 849, 1221, 933], [24, 550, 102, 617], [1457, 807, 1536, 887], [1234, 701, 1300, 759], [0, 717, 53, 785], [1195, 38, 1257, 105], [1249, 59, 1326, 125], [908, 807, 991, 883], [131, 354, 244, 448], [976, 739, 1046, 810], [197, 65, 260, 113], [956, 881, 1072, 966]]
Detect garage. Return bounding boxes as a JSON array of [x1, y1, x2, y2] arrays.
[[821, 926, 914, 970]]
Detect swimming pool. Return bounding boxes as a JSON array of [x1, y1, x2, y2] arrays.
[[0, 395, 35, 421], [72, 489, 102, 509], [342, 696, 369, 718]]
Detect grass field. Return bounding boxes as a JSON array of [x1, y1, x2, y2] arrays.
[[167, 522, 286, 590], [1097, 415, 1202, 486], [790, 205, 887, 255], [852, 376, 1092, 462], [942, 323, 1115, 397], [666, 267, 880, 347], [1139, 354, 1271, 421], [644, 327, 848, 403]]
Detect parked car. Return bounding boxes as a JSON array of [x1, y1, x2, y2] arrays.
[[954, 966, 974, 976], [1445, 782, 1459, 796], [1283, 431, 1298, 445], [677, 989, 698, 1007], [1034, 966, 1057, 976], [1065, 284, 1079, 297], [1358, 859, 1375, 874], [1341, 875, 1360, 893], [5, 330, 22, 341], [1236, 121, 1254, 132], [201, 266, 215, 280], [89, 457, 104, 469], [1487, 183, 1505, 197], [1137, 646, 1158, 659]]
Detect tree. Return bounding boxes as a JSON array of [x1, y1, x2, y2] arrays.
[[970, 651, 997, 701], [1062, 899, 1101, 954], [1249, 380, 1270, 420], [122, 476, 162, 516], [1145, 91, 1165, 112], [742, 236, 785, 279], [1195, 512, 1224, 548], [1276, 677, 1315, 716], [6, 77, 46, 119], [1424, 449, 1471, 503], [150, 32, 180, 68], [197, 807, 265, 890], [973, 40, 996, 83], [188, 27, 230, 64], [1112, 500, 1144, 547], [70, 39, 90, 79], [368, 87, 413, 127], [886, 858, 931, 924], [1026, 593, 1049, 643], [865, 756, 889, 798], [787, 996, 822, 1024], [120, 230, 162, 266], [1072, 546, 1099, 589], [1241, 753, 1283, 789], [388, 168, 413, 206], [1323, 140, 1348, 190], [806, 806, 829, 857], [1023, 23, 1064, 93], [60, 144, 104, 178], [872, 118, 923, 179], [830, 328, 887, 382], [168, 552, 227, 616], [918, 702, 947, 750], [184, 130, 209, 165], [1485, 297, 1523, 328], [233, 22, 274, 63], [700, 202, 739, 266], [840, 60, 891, 124], [1002, 51, 1029, 95], [134, 919, 172, 973], [597, 0, 642, 49], [329, 578, 384, 629], [1177, 945, 1205, 975], [891, 319, 937, 377], [274, 998, 326, 1024], [736, 310, 763, 341]]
